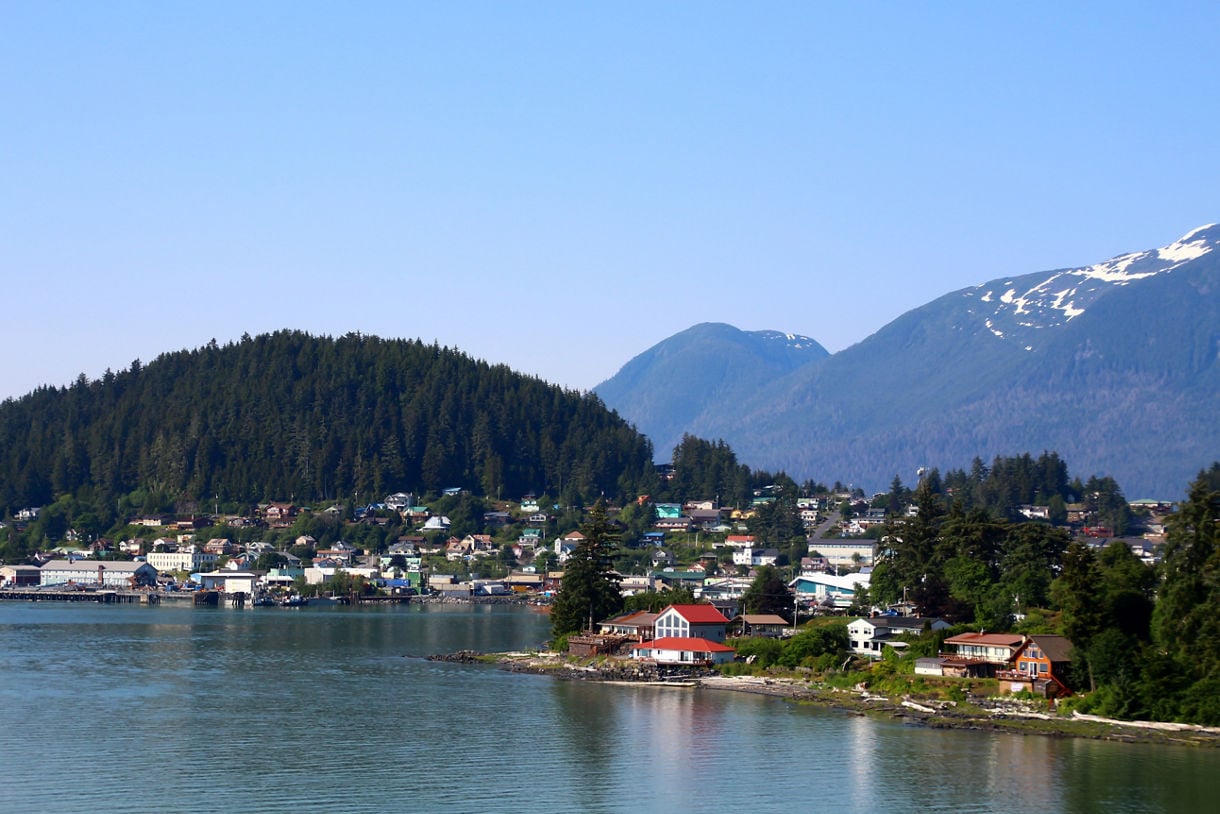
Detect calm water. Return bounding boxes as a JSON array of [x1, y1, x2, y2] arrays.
[[1, 602, 1217, 813]]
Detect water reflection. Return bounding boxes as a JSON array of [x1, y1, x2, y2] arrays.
[[2, 603, 1217, 814]]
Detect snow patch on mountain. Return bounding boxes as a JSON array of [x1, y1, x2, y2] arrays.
[[755, 330, 821, 352], [963, 224, 1217, 350]]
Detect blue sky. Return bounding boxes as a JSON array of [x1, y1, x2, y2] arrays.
[[3, 3, 1217, 400]]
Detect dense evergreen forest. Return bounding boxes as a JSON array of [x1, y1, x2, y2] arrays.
[[0, 331, 657, 516], [867, 463, 1220, 724]]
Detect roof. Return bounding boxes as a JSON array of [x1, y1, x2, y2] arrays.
[[854, 616, 944, 631], [1028, 634, 1074, 662], [664, 604, 729, 624], [599, 610, 659, 627], [735, 614, 791, 626], [790, 572, 871, 591], [40, 560, 151, 573], [944, 632, 1026, 648], [634, 637, 735, 654]]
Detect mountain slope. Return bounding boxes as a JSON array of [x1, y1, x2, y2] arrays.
[[0, 331, 656, 510], [593, 323, 827, 457], [601, 226, 1220, 496]]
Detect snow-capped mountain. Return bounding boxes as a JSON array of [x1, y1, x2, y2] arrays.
[[597, 225, 1220, 497], [963, 224, 1218, 350]]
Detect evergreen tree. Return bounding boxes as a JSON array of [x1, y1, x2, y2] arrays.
[[1153, 464, 1220, 681], [742, 564, 794, 621], [550, 500, 624, 639]]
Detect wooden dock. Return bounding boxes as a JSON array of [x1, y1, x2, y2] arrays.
[[0, 588, 151, 603]]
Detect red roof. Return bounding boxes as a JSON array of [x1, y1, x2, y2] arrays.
[[634, 637, 735, 653], [665, 604, 729, 624]]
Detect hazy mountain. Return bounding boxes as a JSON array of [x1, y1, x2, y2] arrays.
[[594, 323, 827, 458], [597, 225, 1220, 497]]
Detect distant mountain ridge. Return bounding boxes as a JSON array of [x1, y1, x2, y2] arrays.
[[594, 323, 827, 458], [596, 225, 1220, 497]]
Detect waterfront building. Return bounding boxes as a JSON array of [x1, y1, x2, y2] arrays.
[[38, 559, 157, 588]]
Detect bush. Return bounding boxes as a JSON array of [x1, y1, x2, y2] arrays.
[[731, 636, 785, 668]]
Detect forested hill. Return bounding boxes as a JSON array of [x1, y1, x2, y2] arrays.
[[0, 331, 655, 512]]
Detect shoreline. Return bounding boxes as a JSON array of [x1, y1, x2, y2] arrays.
[[488, 652, 1220, 748]]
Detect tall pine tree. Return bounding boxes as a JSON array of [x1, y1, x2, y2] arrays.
[[550, 500, 624, 640]]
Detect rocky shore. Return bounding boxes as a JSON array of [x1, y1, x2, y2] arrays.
[[434, 650, 1220, 748]]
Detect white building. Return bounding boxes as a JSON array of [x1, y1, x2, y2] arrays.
[[146, 548, 217, 574], [807, 540, 876, 568], [731, 546, 780, 567], [790, 571, 871, 609], [39, 560, 157, 589]]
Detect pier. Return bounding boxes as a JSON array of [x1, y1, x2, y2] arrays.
[[0, 587, 152, 604]]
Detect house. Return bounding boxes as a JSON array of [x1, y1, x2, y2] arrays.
[[731, 546, 780, 567], [688, 508, 723, 529], [649, 570, 707, 592], [483, 511, 511, 528], [462, 534, 495, 554], [316, 541, 358, 561], [597, 610, 659, 641], [263, 503, 297, 525], [654, 503, 683, 520], [630, 637, 736, 666], [651, 549, 676, 568], [653, 604, 729, 643], [384, 492, 413, 511], [936, 632, 1027, 678], [997, 634, 1074, 697], [942, 631, 1026, 666], [446, 537, 473, 561], [731, 614, 791, 638], [935, 631, 1074, 697], [847, 616, 950, 659], [203, 538, 235, 555], [422, 515, 451, 532]]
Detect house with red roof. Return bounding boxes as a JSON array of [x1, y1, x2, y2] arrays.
[[653, 604, 730, 643]]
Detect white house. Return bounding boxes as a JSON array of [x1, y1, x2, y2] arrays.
[[847, 616, 951, 659], [731, 546, 780, 567], [421, 515, 451, 532]]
